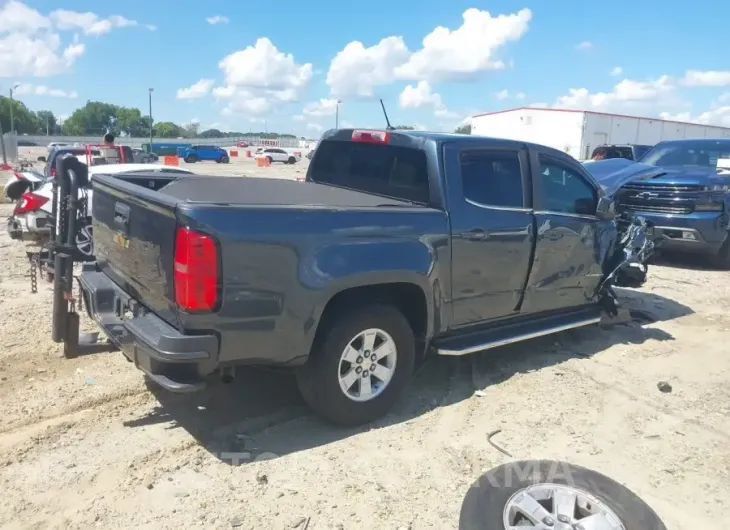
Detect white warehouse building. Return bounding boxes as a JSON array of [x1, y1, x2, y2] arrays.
[[470, 107, 730, 161]]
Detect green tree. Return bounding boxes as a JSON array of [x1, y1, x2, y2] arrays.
[[454, 123, 471, 134], [62, 101, 118, 135], [199, 128, 224, 138], [36, 110, 57, 135], [0, 96, 42, 134], [183, 121, 200, 137], [153, 121, 184, 138]]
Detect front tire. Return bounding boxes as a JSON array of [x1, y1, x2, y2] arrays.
[[459, 460, 667, 530], [220, 155, 230, 164], [296, 304, 415, 426]]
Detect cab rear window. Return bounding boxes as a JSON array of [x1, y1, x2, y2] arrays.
[[309, 140, 430, 204]]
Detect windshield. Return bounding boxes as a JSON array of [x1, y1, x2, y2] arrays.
[[638, 139, 730, 168], [308, 140, 430, 204]]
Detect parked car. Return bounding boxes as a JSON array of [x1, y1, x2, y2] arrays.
[[73, 128, 656, 426], [255, 147, 298, 164], [584, 138, 730, 267], [236, 141, 249, 148], [43, 144, 134, 178], [132, 148, 159, 164], [17, 140, 38, 147], [7, 164, 195, 257], [3, 170, 46, 202], [590, 144, 653, 161], [181, 145, 230, 163]]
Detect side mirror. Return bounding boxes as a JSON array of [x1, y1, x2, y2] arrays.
[[595, 196, 616, 220]]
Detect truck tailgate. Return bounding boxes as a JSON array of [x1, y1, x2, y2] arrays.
[[91, 174, 180, 327]]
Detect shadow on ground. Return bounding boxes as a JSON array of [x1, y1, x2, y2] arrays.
[[652, 250, 724, 272], [123, 288, 693, 464]]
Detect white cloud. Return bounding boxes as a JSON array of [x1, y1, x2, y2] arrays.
[[515, 92, 526, 100], [177, 78, 214, 99], [0, 1, 150, 78], [0, 31, 84, 77], [554, 75, 677, 112], [661, 93, 730, 128], [495, 89, 510, 100], [307, 123, 324, 132], [394, 8, 531, 83], [0, 1, 51, 33], [303, 98, 340, 117], [575, 41, 593, 51], [681, 70, 730, 87], [293, 114, 305, 121], [214, 38, 313, 116], [340, 120, 355, 128], [206, 15, 229, 25], [327, 36, 410, 98], [326, 7, 531, 97], [49, 9, 154, 36], [610, 66, 622, 76], [398, 80, 458, 118], [13, 83, 78, 98]]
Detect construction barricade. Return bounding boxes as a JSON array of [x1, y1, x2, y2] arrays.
[[163, 155, 179, 166]]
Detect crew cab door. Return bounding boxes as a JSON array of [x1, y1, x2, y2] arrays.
[[520, 149, 606, 313], [444, 142, 535, 328]]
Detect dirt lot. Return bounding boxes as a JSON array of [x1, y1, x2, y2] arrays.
[[1, 161, 729, 529]]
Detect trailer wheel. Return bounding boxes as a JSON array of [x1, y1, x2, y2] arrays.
[[296, 304, 415, 426]]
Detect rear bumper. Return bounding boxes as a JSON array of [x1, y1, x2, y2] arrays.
[[6, 213, 51, 242], [79, 267, 219, 392], [627, 210, 727, 255]]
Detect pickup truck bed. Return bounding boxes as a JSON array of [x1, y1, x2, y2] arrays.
[[159, 176, 416, 207], [71, 128, 655, 426]]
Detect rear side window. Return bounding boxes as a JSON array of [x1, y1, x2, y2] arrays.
[[460, 150, 524, 208], [309, 140, 430, 203]]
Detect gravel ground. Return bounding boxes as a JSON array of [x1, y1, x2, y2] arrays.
[[1, 159, 729, 529]]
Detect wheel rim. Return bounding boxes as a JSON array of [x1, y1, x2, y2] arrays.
[[503, 483, 626, 529], [337, 328, 397, 402], [76, 224, 93, 257]]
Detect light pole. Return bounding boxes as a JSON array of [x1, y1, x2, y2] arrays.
[[335, 100, 342, 129], [148, 88, 154, 152], [9, 83, 20, 134]]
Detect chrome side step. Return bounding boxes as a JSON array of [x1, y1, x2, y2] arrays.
[[436, 317, 602, 356]]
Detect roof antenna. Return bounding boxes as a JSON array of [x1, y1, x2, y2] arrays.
[[380, 99, 395, 131]]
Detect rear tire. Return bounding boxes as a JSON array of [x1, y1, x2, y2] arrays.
[[184, 155, 197, 163], [287, 156, 296, 164], [296, 304, 415, 426]]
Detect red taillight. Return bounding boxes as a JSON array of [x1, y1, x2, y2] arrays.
[[13, 192, 49, 215], [13, 172, 23, 180], [173, 226, 219, 312], [351, 129, 390, 144], [50, 167, 56, 177]]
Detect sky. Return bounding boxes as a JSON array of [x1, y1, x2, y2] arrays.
[[2, 0, 730, 138]]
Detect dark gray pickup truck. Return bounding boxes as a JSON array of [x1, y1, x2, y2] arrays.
[[78, 128, 655, 425]]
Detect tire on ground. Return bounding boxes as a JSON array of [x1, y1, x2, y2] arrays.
[[459, 460, 667, 530], [296, 304, 415, 426]]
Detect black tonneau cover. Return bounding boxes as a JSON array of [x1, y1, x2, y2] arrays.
[[159, 176, 415, 207]]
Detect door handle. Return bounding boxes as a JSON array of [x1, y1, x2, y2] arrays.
[[462, 228, 490, 241]]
